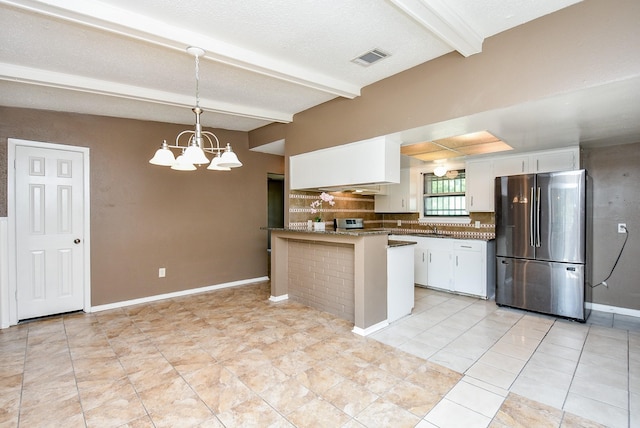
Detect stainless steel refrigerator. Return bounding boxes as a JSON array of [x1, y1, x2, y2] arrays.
[[495, 170, 592, 321]]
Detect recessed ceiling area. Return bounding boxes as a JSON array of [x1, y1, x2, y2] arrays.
[[400, 131, 513, 162]]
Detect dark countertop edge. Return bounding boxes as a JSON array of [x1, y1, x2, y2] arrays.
[[263, 227, 495, 241], [391, 233, 495, 242], [264, 227, 389, 236], [388, 240, 417, 248]]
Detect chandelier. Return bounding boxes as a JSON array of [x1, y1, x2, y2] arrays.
[[149, 47, 242, 171]]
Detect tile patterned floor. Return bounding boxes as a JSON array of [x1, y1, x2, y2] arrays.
[[0, 281, 636, 427], [372, 286, 640, 428]]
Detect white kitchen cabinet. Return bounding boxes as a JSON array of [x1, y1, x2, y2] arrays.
[[289, 136, 400, 190], [453, 240, 485, 297], [492, 147, 578, 177], [414, 244, 429, 286], [390, 235, 429, 285], [465, 159, 494, 212], [493, 155, 529, 177], [427, 248, 453, 291], [375, 168, 418, 213], [392, 235, 495, 299], [387, 243, 415, 323], [532, 148, 578, 173], [454, 240, 495, 299], [465, 147, 579, 213]]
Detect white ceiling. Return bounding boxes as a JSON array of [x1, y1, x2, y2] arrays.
[[2, 0, 639, 155]]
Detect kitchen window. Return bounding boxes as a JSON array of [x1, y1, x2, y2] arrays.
[[423, 170, 467, 216]]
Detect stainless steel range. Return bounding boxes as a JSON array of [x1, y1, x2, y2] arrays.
[[334, 218, 364, 230]]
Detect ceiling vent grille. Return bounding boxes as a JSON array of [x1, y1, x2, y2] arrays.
[[351, 48, 390, 66]]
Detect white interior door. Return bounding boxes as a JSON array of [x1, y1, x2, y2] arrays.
[[15, 145, 85, 320]]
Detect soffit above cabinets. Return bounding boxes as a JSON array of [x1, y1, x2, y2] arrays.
[[400, 131, 513, 162]]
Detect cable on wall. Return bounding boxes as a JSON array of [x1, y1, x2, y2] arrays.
[[591, 225, 629, 288]]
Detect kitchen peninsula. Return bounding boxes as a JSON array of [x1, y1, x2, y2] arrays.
[[268, 228, 412, 336]]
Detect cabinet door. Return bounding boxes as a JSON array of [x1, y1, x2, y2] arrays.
[[453, 249, 484, 297], [493, 156, 528, 177], [375, 168, 416, 213], [414, 246, 429, 286], [427, 249, 452, 290], [532, 149, 577, 173], [465, 160, 494, 212]]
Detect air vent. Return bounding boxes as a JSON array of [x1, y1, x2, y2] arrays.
[[351, 48, 390, 67]]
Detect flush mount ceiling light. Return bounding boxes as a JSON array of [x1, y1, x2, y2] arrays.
[[149, 47, 242, 171], [433, 165, 448, 177]]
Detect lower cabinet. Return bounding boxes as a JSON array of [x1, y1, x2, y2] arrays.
[[453, 241, 486, 297], [392, 235, 495, 299], [426, 242, 453, 291]]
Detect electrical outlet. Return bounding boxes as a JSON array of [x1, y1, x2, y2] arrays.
[[475, 220, 481, 229], [159, 267, 166, 278], [397, 220, 402, 227], [618, 223, 627, 233]]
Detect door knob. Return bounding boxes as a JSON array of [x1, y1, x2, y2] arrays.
[[74, 238, 81, 244]]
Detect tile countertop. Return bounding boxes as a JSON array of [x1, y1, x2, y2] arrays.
[[388, 239, 417, 248], [265, 227, 494, 241], [265, 227, 389, 236]]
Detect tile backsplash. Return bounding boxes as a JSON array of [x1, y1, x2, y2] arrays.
[[288, 190, 495, 238]]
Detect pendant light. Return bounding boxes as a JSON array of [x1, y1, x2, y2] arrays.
[[149, 47, 242, 171]]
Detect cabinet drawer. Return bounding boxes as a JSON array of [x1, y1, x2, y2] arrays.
[[453, 240, 482, 251]]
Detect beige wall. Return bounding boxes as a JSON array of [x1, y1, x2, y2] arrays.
[[583, 142, 640, 310], [262, 0, 640, 311], [0, 107, 284, 305], [280, 0, 640, 156]]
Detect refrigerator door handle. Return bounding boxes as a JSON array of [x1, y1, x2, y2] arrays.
[[536, 186, 541, 247], [529, 186, 535, 247]]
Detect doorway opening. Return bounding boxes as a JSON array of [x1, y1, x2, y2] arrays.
[[267, 174, 284, 276]]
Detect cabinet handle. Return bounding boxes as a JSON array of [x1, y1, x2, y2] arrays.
[[461, 245, 472, 248], [470, 196, 474, 206], [456, 256, 458, 266], [422, 252, 424, 262], [536, 159, 539, 171], [429, 253, 432, 263], [521, 160, 525, 172]]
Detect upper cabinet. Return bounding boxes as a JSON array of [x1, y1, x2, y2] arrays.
[[531, 149, 579, 173], [375, 168, 419, 213], [290, 137, 401, 190], [465, 159, 494, 212], [465, 147, 579, 212]]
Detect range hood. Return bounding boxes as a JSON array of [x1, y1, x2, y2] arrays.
[[289, 136, 400, 190]]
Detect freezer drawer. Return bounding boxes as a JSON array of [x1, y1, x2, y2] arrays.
[[496, 257, 585, 321]]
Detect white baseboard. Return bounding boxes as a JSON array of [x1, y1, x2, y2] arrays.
[[352, 320, 389, 336], [0, 218, 9, 329], [587, 302, 640, 318], [269, 294, 289, 302], [90, 276, 269, 313]]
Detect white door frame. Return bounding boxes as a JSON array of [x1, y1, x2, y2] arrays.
[[3, 138, 91, 328]]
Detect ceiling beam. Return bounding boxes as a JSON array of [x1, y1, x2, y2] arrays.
[[0, 63, 293, 122], [2, 0, 361, 99], [388, 0, 483, 57]]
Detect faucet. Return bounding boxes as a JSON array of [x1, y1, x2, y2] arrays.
[[426, 223, 438, 235]]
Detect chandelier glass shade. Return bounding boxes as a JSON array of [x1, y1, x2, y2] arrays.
[[149, 47, 242, 171]]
